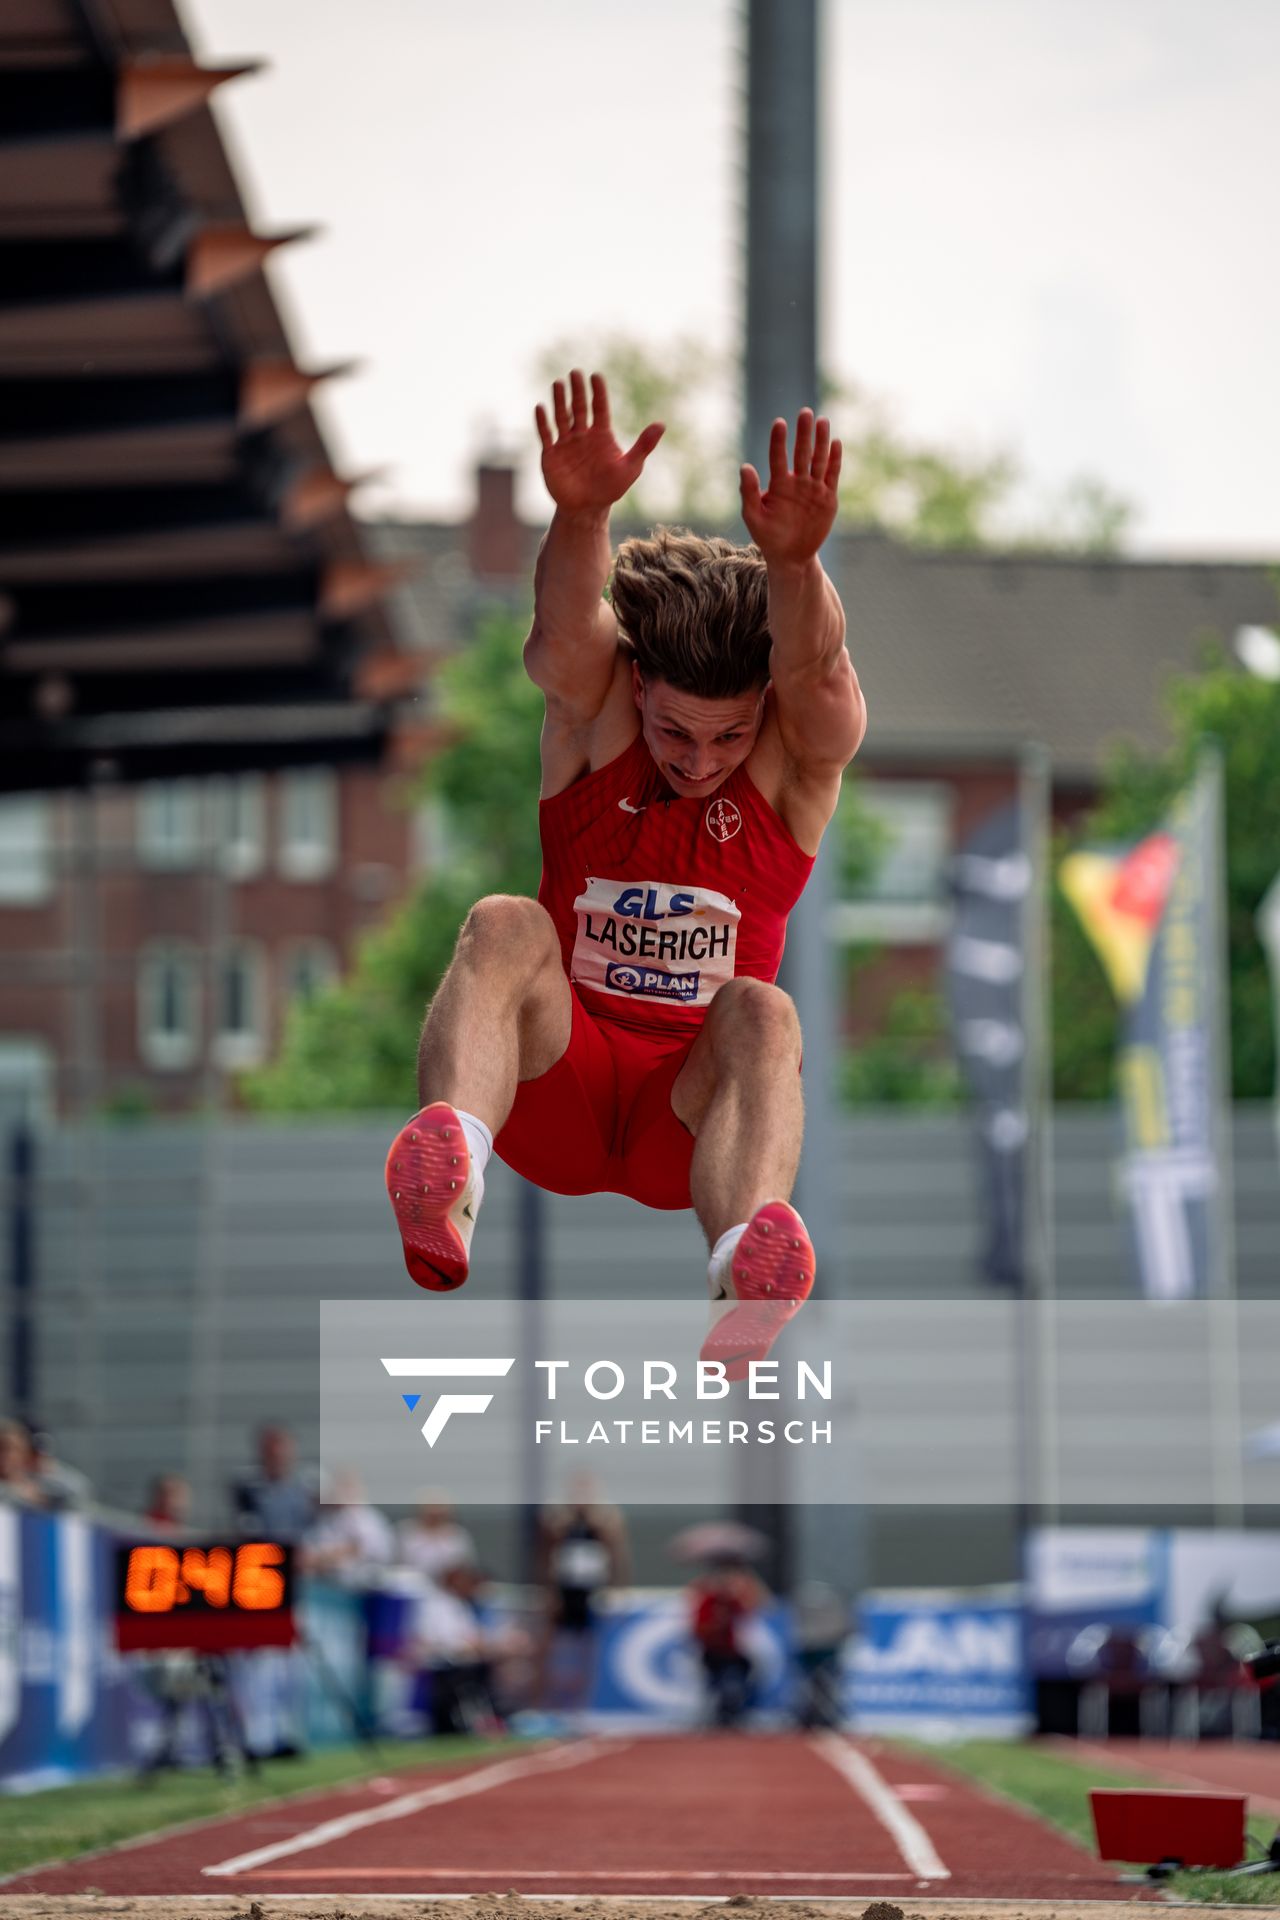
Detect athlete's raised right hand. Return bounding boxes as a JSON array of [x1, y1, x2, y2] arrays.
[[535, 369, 664, 515]]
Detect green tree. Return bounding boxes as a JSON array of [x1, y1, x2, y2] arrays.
[[244, 608, 542, 1113], [1052, 644, 1280, 1101], [535, 335, 732, 525], [537, 336, 1134, 552]]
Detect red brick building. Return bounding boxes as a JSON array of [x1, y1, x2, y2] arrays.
[[0, 766, 413, 1120]]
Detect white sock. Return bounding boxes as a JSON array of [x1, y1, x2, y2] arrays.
[[456, 1109, 493, 1182], [449, 1110, 492, 1251], [707, 1222, 748, 1300]]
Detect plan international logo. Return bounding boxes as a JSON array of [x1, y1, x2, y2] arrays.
[[605, 961, 701, 1002], [381, 1355, 833, 1451]]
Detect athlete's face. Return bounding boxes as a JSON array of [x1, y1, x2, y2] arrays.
[[633, 669, 766, 798]]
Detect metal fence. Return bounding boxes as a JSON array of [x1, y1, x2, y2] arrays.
[[4, 1106, 1279, 1587]]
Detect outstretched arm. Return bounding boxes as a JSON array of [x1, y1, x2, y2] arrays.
[[740, 410, 866, 776], [524, 369, 663, 724]]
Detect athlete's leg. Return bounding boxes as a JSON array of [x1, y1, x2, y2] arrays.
[[418, 893, 573, 1132], [669, 978, 804, 1246], [388, 895, 572, 1291], [670, 979, 813, 1378]]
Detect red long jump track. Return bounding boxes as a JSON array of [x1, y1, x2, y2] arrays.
[[3, 1734, 1144, 1903], [1056, 1736, 1280, 1819]]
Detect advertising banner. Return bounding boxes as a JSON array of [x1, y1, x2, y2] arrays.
[[0, 1506, 132, 1790], [590, 1597, 790, 1724], [849, 1587, 1031, 1737], [944, 796, 1034, 1291], [1257, 868, 1280, 1159], [1025, 1524, 1280, 1677]]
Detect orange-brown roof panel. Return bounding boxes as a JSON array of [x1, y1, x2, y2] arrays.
[[0, 0, 407, 783]]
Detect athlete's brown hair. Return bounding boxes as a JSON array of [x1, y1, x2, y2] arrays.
[[608, 527, 772, 698]]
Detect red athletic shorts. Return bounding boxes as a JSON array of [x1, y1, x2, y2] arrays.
[[494, 987, 697, 1211]]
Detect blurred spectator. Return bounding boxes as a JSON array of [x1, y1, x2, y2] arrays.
[[301, 1470, 395, 1588], [144, 1473, 193, 1532], [226, 1428, 320, 1764], [535, 1475, 629, 1712], [231, 1425, 318, 1542], [1069, 1622, 1166, 1738], [21, 1420, 90, 1511], [399, 1495, 476, 1581], [791, 1581, 850, 1728], [1187, 1618, 1257, 1739], [689, 1558, 769, 1728], [406, 1562, 524, 1735], [0, 1417, 41, 1505]]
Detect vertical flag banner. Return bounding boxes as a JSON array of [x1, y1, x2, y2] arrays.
[[945, 798, 1033, 1289], [1257, 871, 1280, 1162], [1060, 758, 1228, 1298]]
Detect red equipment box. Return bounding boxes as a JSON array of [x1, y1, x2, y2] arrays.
[[1090, 1788, 1246, 1870]]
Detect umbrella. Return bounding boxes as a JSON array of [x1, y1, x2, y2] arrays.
[[666, 1521, 769, 1564]]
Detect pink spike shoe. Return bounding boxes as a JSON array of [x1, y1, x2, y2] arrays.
[[699, 1201, 815, 1383], [385, 1102, 477, 1291]]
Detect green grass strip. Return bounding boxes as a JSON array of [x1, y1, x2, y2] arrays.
[[902, 1737, 1280, 1906], [0, 1733, 514, 1881]]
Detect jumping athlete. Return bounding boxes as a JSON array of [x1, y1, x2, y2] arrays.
[[386, 370, 866, 1369]]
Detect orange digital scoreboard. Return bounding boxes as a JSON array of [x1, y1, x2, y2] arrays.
[[114, 1540, 297, 1652]]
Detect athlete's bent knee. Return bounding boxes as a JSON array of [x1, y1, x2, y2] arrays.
[[457, 894, 557, 972], [708, 978, 801, 1058]]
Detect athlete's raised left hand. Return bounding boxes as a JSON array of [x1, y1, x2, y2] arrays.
[[739, 409, 842, 567]]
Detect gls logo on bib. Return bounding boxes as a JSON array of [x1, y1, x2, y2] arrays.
[[572, 877, 740, 1008]]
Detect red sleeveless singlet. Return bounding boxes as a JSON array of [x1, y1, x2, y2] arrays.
[[537, 730, 815, 1040]]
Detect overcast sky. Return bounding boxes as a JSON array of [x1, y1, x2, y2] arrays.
[[183, 0, 1279, 556]]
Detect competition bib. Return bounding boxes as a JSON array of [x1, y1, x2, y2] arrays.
[[571, 876, 740, 1009]]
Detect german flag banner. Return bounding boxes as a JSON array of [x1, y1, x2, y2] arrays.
[[1060, 756, 1229, 1298]]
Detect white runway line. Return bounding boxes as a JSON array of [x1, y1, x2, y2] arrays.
[[202, 1738, 621, 1878], [810, 1733, 950, 1882], [246, 1867, 917, 1881]]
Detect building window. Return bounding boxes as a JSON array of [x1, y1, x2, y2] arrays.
[[284, 939, 339, 1004], [278, 768, 337, 881], [214, 941, 264, 1070], [0, 797, 52, 905], [852, 783, 951, 903], [138, 943, 201, 1070], [832, 781, 953, 943], [0, 1037, 54, 1129], [137, 781, 204, 870], [213, 775, 266, 880]]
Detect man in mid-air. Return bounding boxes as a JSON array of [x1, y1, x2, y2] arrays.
[[386, 370, 866, 1366]]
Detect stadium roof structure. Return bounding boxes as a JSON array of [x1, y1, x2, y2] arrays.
[[0, 0, 413, 792]]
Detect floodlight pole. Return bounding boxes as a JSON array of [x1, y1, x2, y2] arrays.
[[743, 0, 846, 1596], [744, 0, 833, 1271]]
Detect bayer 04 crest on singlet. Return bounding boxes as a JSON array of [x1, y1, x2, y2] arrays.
[[571, 876, 741, 1010]]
